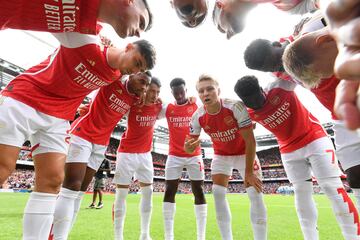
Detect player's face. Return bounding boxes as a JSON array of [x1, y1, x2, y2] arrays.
[[262, 41, 287, 72], [128, 72, 151, 97], [171, 84, 187, 104], [197, 80, 220, 106], [119, 44, 147, 75], [214, 0, 255, 39], [145, 83, 161, 104], [171, 0, 208, 27], [115, 0, 150, 38]]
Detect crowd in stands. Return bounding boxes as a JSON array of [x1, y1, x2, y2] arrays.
[[5, 169, 34, 190], [152, 152, 167, 166], [7, 145, 331, 195], [5, 169, 292, 194], [258, 148, 282, 166], [262, 169, 287, 179]]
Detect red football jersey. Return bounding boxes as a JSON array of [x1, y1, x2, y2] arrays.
[[310, 76, 339, 120], [162, 101, 201, 157], [248, 80, 326, 154], [272, 73, 339, 120], [70, 80, 138, 146], [190, 99, 252, 156], [1, 33, 121, 120], [0, 0, 99, 34], [118, 103, 163, 153]]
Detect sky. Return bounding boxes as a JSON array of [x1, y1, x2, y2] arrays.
[[0, 1, 331, 138]]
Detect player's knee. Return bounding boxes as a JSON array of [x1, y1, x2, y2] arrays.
[[0, 163, 15, 184], [192, 183, 205, 202], [62, 177, 82, 191], [346, 165, 360, 188], [37, 172, 64, 193]]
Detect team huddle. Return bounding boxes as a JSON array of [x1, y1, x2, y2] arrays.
[[1, 0, 360, 239]]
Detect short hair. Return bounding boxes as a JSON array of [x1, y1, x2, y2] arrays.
[[244, 39, 273, 70], [133, 39, 156, 70], [196, 74, 219, 90], [282, 40, 321, 88], [144, 71, 152, 77], [234, 75, 261, 97], [150, 77, 161, 88], [170, 78, 186, 88], [141, 0, 153, 31]]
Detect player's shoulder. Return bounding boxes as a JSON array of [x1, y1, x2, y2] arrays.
[[192, 105, 206, 119], [265, 78, 295, 92], [222, 98, 247, 112]]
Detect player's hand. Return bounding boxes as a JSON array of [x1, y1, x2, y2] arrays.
[[156, 97, 163, 104], [334, 80, 360, 130], [188, 96, 197, 104], [244, 172, 263, 193], [321, 0, 360, 80], [184, 135, 200, 154], [77, 104, 90, 116]]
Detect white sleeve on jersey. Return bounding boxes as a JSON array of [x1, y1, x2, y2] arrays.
[[157, 103, 168, 120], [52, 32, 98, 48], [189, 108, 203, 136], [287, 0, 318, 15], [266, 78, 297, 92], [230, 100, 252, 129]]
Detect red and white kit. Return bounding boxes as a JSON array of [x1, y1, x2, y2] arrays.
[[67, 80, 138, 170], [0, 0, 100, 34], [248, 79, 340, 183], [114, 103, 163, 185], [0, 32, 120, 155], [159, 101, 204, 181], [190, 99, 261, 177]]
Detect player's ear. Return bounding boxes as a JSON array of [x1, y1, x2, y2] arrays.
[[125, 43, 135, 52], [216, 0, 225, 9], [315, 33, 335, 47]]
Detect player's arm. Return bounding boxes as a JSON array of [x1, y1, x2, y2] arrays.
[[233, 101, 262, 192], [52, 32, 98, 48], [185, 111, 202, 154], [239, 127, 262, 192]]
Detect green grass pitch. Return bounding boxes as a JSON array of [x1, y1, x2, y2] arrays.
[[0, 192, 349, 239]]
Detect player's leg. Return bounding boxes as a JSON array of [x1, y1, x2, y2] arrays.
[[334, 121, 360, 211], [52, 137, 93, 239], [238, 157, 267, 240], [136, 152, 155, 240], [309, 137, 360, 239], [23, 117, 69, 240], [113, 152, 136, 240], [211, 155, 233, 240], [281, 149, 319, 240], [163, 155, 183, 240], [346, 165, 360, 211], [24, 152, 66, 240], [0, 97, 31, 184], [188, 156, 207, 240], [0, 144, 21, 184]]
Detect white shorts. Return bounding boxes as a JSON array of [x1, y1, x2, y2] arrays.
[[333, 120, 360, 171], [165, 155, 204, 181], [0, 96, 69, 156], [281, 137, 341, 183], [113, 152, 153, 185], [66, 135, 107, 170], [211, 154, 262, 179]]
